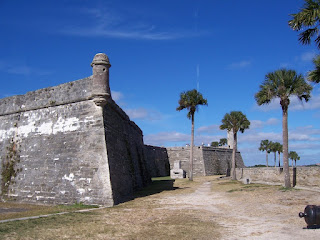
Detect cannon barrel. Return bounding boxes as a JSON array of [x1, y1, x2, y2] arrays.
[[299, 205, 320, 229]]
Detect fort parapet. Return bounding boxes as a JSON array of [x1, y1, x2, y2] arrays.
[[0, 53, 168, 206]]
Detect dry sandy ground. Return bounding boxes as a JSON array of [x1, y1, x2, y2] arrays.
[[158, 178, 320, 240]]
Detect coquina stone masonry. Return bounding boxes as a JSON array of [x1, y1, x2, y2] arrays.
[[236, 166, 320, 190], [0, 53, 168, 206], [167, 146, 245, 177]]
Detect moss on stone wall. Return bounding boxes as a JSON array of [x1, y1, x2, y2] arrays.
[[1, 137, 21, 196]]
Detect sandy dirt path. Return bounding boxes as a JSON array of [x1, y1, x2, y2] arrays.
[[159, 178, 320, 240]]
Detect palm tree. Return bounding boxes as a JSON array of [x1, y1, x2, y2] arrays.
[[273, 142, 283, 167], [308, 55, 320, 83], [289, 151, 300, 168], [269, 141, 278, 168], [289, 0, 320, 49], [219, 138, 228, 147], [289, 1, 320, 84], [220, 111, 250, 180], [176, 89, 208, 181], [259, 140, 271, 167], [255, 69, 312, 188]]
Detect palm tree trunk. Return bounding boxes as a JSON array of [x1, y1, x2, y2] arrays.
[[278, 152, 281, 167], [282, 109, 291, 188], [266, 151, 268, 167], [231, 131, 237, 180], [189, 113, 194, 181], [274, 152, 276, 168]]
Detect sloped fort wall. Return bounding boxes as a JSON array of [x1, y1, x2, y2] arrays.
[[0, 53, 167, 206]]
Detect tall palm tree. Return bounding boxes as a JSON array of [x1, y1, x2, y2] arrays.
[[220, 111, 250, 180], [259, 140, 271, 167], [289, 0, 320, 49], [255, 69, 312, 188], [176, 89, 208, 181], [289, 1, 320, 84]]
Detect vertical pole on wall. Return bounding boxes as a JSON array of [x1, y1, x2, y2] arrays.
[[293, 167, 297, 187]]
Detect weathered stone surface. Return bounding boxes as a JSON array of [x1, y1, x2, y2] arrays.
[[0, 96, 114, 205], [144, 145, 170, 177], [170, 160, 186, 179], [167, 146, 245, 176], [0, 53, 169, 206], [236, 167, 320, 189]]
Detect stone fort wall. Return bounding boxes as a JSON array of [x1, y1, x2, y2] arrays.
[[0, 53, 168, 206], [167, 146, 245, 176], [236, 167, 320, 190]]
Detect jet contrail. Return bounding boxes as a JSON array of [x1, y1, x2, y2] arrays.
[[196, 64, 200, 91]]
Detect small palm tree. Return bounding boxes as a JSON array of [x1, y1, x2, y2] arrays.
[[289, 0, 320, 48], [220, 111, 250, 180], [269, 141, 277, 168], [289, 151, 300, 168], [255, 69, 312, 187], [259, 140, 271, 167], [177, 89, 208, 181], [275, 142, 283, 167]]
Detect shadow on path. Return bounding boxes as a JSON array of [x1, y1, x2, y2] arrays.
[[134, 179, 180, 199]]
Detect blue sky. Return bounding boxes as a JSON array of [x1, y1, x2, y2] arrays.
[[1, 0, 320, 166]]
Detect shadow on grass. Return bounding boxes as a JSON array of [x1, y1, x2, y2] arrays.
[[134, 177, 179, 199]]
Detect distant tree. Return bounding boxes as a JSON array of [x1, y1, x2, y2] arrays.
[[177, 89, 208, 181], [289, 0, 320, 49], [219, 138, 228, 146], [255, 69, 312, 188], [289, 151, 300, 167], [269, 141, 277, 168], [220, 111, 250, 180], [274, 142, 283, 167], [259, 140, 271, 167], [211, 141, 219, 147]]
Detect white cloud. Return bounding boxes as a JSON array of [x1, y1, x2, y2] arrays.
[[250, 118, 279, 129], [254, 93, 320, 112], [227, 60, 251, 69], [144, 131, 190, 146], [0, 60, 51, 76], [60, 7, 202, 40], [111, 91, 123, 102], [197, 124, 220, 134], [300, 51, 316, 62], [239, 131, 282, 143], [144, 131, 225, 147], [125, 108, 162, 121], [290, 93, 320, 111]]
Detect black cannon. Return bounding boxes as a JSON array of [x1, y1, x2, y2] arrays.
[[299, 205, 320, 229]]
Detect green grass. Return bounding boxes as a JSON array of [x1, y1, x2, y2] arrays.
[[0, 202, 99, 221], [151, 176, 172, 181], [279, 186, 300, 192]]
